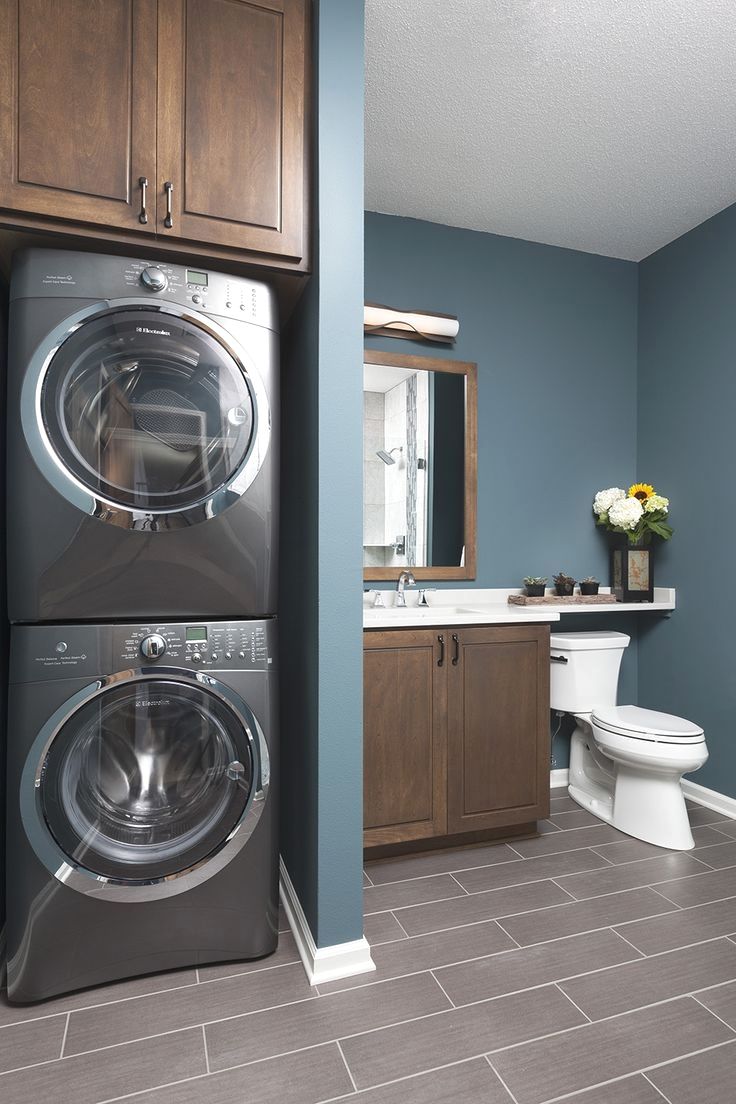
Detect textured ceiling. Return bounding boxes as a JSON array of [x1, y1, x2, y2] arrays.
[[365, 0, 736, 260]]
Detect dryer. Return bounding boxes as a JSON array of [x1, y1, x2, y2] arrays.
[[7, 249, 278, 622], [6, 618, 278, 1002]]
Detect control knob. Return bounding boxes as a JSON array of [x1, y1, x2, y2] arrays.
[[140, 634, 167, 659], [140, 266, 168, 292]]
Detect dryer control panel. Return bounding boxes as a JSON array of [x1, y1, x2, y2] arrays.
[[114, 621, 274, 672], [10, 248, 277, 332]]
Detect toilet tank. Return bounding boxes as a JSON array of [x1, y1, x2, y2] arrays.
[[550, 631, 630, 713]]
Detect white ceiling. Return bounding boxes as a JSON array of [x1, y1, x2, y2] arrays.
[[364, 0, 736, 261]]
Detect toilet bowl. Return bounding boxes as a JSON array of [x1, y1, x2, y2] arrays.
[[551, 632, 707, 850]]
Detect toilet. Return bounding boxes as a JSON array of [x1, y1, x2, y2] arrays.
[[550, 631, 707, 850]]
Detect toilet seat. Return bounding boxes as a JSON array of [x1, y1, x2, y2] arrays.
[[592, 704, 704, 745]]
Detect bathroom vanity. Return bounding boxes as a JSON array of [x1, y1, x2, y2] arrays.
[[363, 618, 551, 852]]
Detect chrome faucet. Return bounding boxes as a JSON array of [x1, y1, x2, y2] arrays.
[[395, 570, 417, 607]]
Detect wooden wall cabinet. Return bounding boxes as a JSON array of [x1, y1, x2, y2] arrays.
[[364, 624, 550, 850], [0, 0, 309, 271]]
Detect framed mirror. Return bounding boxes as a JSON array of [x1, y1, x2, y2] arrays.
[[363, 349, 477, 581]]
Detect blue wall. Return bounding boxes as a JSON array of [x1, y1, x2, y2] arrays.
[[365, 213, 640, 586], [364, 213, 642, 767], [638, 202, 736, 798], [280, 0, 365, 949]]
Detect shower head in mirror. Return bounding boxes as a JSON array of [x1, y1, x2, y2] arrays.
[[376, 446, 403, 466]]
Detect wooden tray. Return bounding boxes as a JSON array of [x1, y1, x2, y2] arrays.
[[509, 593, 618, 606]]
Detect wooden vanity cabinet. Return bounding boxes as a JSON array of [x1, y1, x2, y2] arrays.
[[446, 625, 550, 834], [363, 630, 447, 847], [363, 624, 550, 850], [0, 0, 309, 271]]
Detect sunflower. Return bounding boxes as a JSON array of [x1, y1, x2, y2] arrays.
[[628, 482, 655, 502]]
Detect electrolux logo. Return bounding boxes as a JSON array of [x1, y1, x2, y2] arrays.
[[136, 326, 172, 336], [136, 699, 171, 707]]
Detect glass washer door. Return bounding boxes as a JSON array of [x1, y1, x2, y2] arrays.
[[40, 308, 256, 513], [39, 679, 254, 883]]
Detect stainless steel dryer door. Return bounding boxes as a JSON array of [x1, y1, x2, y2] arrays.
[[23, 671, 269, 901], [23, 301, 272, 528]]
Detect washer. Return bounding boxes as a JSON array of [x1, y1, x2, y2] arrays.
[[7, 249, 278, 622], [6, 619, 278, 1003]]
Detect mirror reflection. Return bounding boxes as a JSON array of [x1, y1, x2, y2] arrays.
[[363, 360, 466, 569]]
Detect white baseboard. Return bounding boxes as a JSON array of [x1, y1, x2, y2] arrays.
[[551, 768, 736, 821], [681, 778, 736, 820], [279, 858, 376, 987]]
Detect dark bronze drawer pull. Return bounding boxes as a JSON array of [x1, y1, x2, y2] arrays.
[[138, 176, 148, 224], [164, 180, 174, 228], [550, 655, 568, 664], [437, 634, 445, 667], [452, 633, 460, 666]]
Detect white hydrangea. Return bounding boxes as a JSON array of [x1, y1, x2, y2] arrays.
[[644, 494, 669, 514], [608, 496, 644, 530], [593, 487, 626, 517]]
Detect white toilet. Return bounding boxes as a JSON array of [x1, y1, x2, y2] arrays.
[[550, 631, 707, 850]]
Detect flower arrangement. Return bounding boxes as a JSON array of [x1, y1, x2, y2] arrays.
[[593, 483, 673, 545]]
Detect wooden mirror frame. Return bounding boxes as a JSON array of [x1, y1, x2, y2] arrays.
[[363, 349, 478, 581]]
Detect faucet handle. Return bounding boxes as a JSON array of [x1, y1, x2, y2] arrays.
[[364, 589, 385, 608], [418, 588, 436, 607]]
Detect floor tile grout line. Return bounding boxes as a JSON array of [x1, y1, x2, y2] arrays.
[[529, 1038, 736, 1104], [58, 1012, 71, 1059], [201, 1023, 211, 1075], [429, 969, 456, 1008], [642, 1071, 676, 1104], [386, 878, 683, 928], [390, 910, 411, 938], [493, 918, 523, 948], [553, 981, 591, 1023], [485, 1053, 521, 1104], [505, 843, 526, 859], [0, 956, 308, 1033], [690, 992, 736, 1034], [365, 889, 468, 917], [90, 1007, 736, 1104], [365, 851, 521, 887], [547, 878, 578, 902], [195, 967, 201, 984], [363, 869, 374, 887], [610, 925, 648, 957], [335, 1039, 359, 1094], [448, 871, 470, 895]]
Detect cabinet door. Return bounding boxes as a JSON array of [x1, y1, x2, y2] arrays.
[[447, 625, 550, 833], [363, 630, 447, 847], [0, 0, 157, 232], [157, 0, 308, 264]]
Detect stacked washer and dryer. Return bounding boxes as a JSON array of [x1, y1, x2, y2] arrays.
[[5, 249, 280, 1002]]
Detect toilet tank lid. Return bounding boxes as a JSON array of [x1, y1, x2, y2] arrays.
[[593, 705, 704, 739], [550, 631, 631, 651]]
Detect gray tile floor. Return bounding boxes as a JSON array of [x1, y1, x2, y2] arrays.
[[3, 791, 736, 1103]]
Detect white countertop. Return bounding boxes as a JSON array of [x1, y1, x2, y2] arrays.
[[363, 587, 676, 629]]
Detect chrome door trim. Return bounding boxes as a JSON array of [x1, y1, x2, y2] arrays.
[[21, 298, 271, 530], [20, 667, 270, 902]]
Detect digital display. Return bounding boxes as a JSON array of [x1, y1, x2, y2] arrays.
[[187, 270, 208, 287], [186, 626, 208, 642]]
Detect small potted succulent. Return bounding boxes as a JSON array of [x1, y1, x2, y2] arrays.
[[580, 575, 600, 596], [523, 576, 547, 598], [553, 571, 576, 597]]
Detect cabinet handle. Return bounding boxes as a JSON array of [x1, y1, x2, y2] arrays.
[[138, 176, 148, 224], [437, 634, 445, 667], [164, 181, 174, 229], [452, 633, 460, 666]]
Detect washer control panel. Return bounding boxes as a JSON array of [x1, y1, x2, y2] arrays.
[[115, 621, 273, 671]]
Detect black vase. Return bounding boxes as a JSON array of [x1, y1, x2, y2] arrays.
[[554, 582, 575, 597], [580, 581, 600, 596], [525, 584, 546, 597], [610, 538, 654, 602]]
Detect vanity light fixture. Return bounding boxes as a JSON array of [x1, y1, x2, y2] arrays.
[[364, 302, 459, 344]]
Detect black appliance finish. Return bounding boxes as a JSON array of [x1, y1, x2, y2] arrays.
[[6, 619, 278, 1003], [7, 249, 279, 622]]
